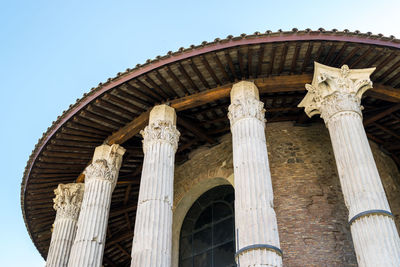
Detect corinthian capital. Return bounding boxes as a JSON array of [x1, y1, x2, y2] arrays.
[[141, 105, 180, 153], [53, 183, 84, 220], [298, 62, 375, 122], [84, 144, 126, 188], [228, 81, 266, 125]]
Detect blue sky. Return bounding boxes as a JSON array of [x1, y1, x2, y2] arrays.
[[0, 1, 399, 265]]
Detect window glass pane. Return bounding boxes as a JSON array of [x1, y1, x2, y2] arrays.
[[179, 185, 236, 267], [195, 205, 212, 229], [180, 235, 192, 259], [193, 226, 212, 254], [224, 192, 234, 204], [179, 257, 192, 267], [213, 241, 235, 267], [193, 250, 212, 267], [213, 217, 234, 246], [213, 202, 231, 221]]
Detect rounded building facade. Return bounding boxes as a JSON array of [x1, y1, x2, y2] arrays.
[[173, 122, 400, 266], [21, 29, 400, 266]]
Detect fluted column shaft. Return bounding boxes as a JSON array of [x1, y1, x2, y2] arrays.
[[46, 183, 84, 267], [228, 81, 282, 267], [131, 105, 180, 267], [327, 108, 400, 266], [299, 62, 400, 267], [68, 144, 125, 267]]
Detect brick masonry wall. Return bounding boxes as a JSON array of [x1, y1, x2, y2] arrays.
[[173, 121, 400, 267]]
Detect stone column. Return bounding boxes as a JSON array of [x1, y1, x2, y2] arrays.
[[131, 105, 180, 267], [299, 62, 400, 267], [46, 183, 84, 267], [68, 144, 125, 267], [228, 81, 282, 267]]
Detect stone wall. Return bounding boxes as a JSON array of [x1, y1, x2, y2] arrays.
[[172, 121, 400, 267]]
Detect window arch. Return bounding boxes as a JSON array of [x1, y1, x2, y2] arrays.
[[179, 185, 236, 267]]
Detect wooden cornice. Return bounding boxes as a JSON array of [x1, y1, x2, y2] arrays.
[[105, 74, 400, 145]]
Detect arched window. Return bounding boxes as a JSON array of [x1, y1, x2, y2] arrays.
[[179, 185, 236, 267]]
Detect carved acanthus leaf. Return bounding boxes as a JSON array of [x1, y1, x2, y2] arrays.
[[141, 120, 180, 153], [53, 183, 84, 220], [298, 63, 375, 122], [84, 159, 118, 184], [228, 97, 266, 125]]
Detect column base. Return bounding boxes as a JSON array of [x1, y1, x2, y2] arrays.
[[351, 214, 400, 267], [349, 209, 393, 225]]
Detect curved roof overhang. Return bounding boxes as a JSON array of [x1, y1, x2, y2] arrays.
[[22, 29, 400, 266]]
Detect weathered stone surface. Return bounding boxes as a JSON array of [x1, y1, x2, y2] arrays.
[[299, 62, 400, 267], [46, 183, 84, 267], [229, 81, 282, 267], [131, 105, 180, 267], [172, 121, 400, 267], [68, 144, 125, 267]]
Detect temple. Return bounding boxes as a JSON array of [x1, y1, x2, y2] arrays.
[[22, 29, 400, 267]]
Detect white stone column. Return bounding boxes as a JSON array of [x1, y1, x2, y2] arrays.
[[46, 183, 84, 267], [68, 144, 125, 267], [130, 105, 180, 267], [228, 81, 282, 267], [299, 62, 400, 267]]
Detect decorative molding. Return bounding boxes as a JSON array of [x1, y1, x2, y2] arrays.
[[83, 144, 126, 190], [349, 209, 394, 225], [84, 159, 118, 188], [141, 120, 180, 153], [298, 62, 375, 124], [53, 183, 84, 220], [235, 244, 283, 259], [319, 92, 363, 123], [228, 97, 266, 125]]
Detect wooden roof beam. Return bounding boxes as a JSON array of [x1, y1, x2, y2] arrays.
[[339, 46, 360, 66], [202, 55, 221, 86], [106, 110, 151, 145], [247, 48, 253, 78], [178, 62, 200, 92], [105, 75, 400, 145], [166, 66, 190, 95], [324, 44, 336, 65], [291, 43, 301, 73], [106, 231, 133, 247], [144, 75, 170, 99], [214, 53, 231, 83], [134, 79, 164, 102], [331, 43, 348, 66], [104, 93, 147, 112], [349, 47, 374, 68], [375, 58, 400, 83], [125, 82, 158, 103], [190, 59, 210, 89], [95, 98, 138, 117], [364, 103, 400, 126], [115, 243, 131, 259], [278, 43, 288, 74], [256, 45, 265, 77], [225, 51, 237, 81], [314, 41, 325, 63], [237, 50, 244, 79], [178, 116, 216, 144], [372, 122, 400, 140], [366, 84, 400, 103], [385, 71, 400, 86], [103, 255, 118, 267], [301, 42, 313, 72], [154, 70, 177, 97], [268, 45, 277, 75], [373, 52, 397, 78]]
